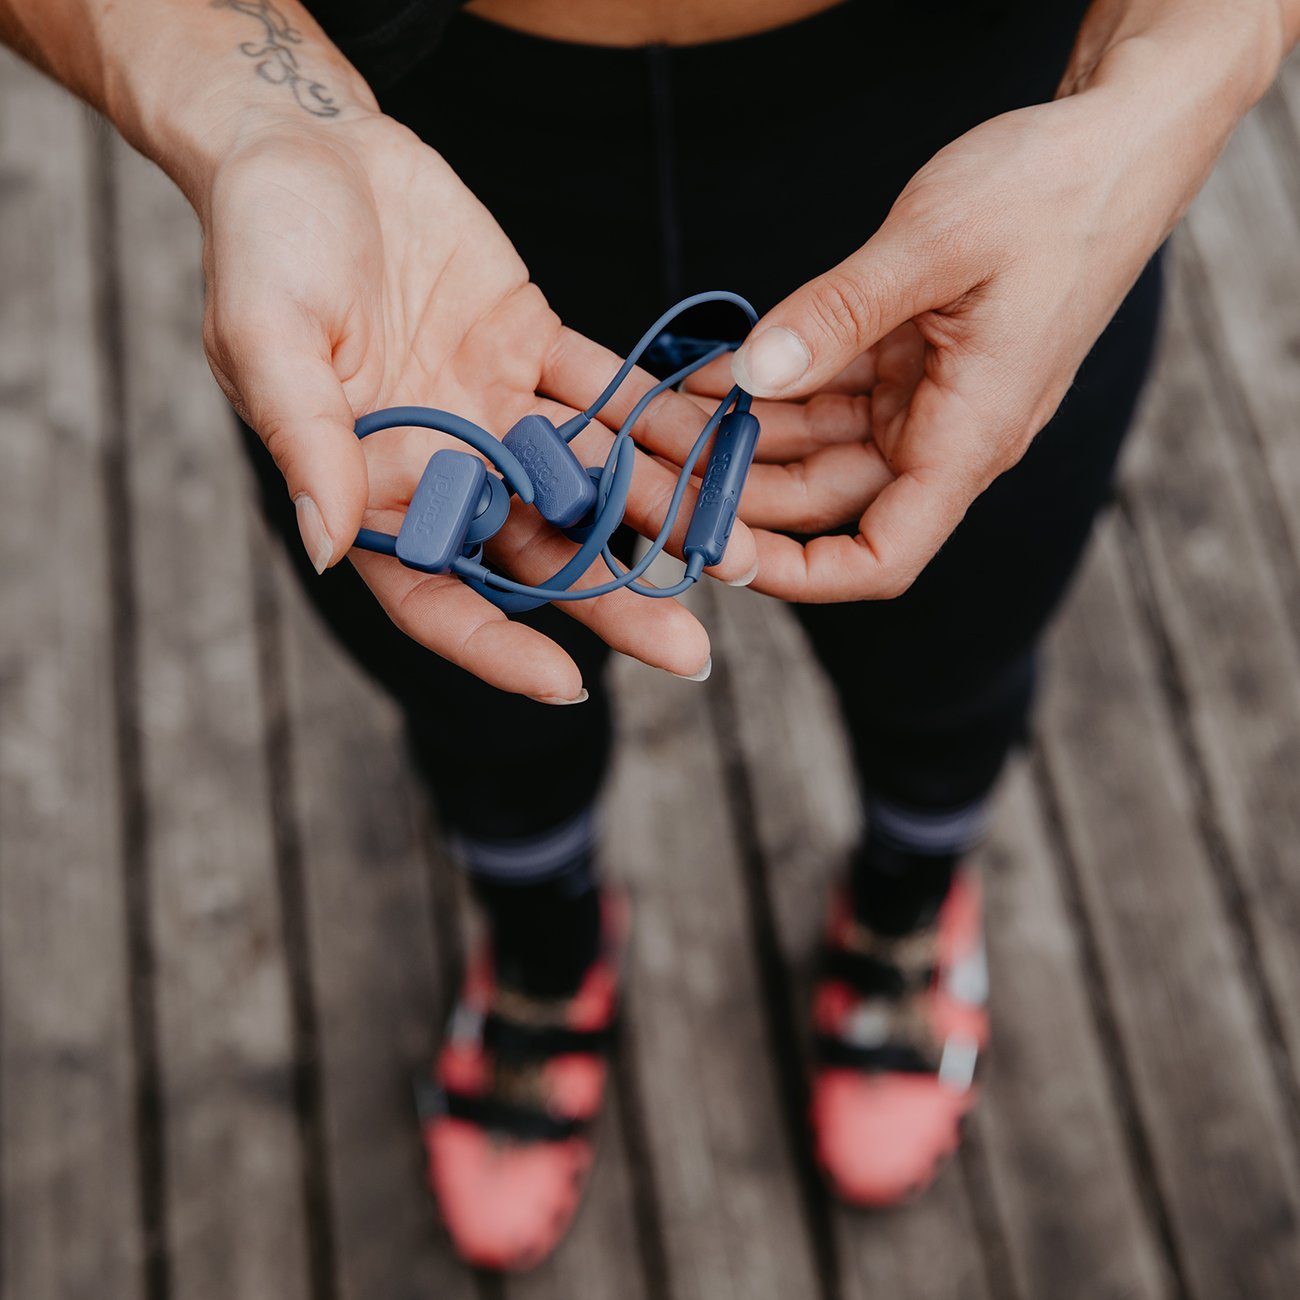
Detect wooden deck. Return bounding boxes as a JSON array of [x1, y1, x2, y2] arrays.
[[3, 45, 1300, 1300]]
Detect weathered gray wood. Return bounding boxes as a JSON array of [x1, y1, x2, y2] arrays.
[[707, 586, 993, 1300], [976, 761, 1170, 1300], [605, 603, 822, 1300], [274, 560, 478, 1300], [1040, 523, 1300, 1299], [1181, 89, 1300, 564], [109, 138, 312, 1300], [1122, 236, 1300, 1086], [0, 56, 144, 1300]]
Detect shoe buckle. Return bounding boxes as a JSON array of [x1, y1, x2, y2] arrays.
[[938, 1032, 979, 1092], [947, 940, 988, 1006]]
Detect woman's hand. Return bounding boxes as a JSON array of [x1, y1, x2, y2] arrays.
[[199, 111, 757, 699], [3, 0, 756, 700], [721, 0, 1296, 602]]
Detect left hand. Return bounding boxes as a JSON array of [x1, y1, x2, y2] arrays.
[[716, 4, 1291, 602]]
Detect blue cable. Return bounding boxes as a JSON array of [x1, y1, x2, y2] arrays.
[[457, 386, 736, 603], [556, 290, 758, 443], [352, 292, 759, 606], [459, 346, 735, 604]]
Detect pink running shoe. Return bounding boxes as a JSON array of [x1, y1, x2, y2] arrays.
[[416, 891, 627, 1271], [810, 869, 988, 1206]]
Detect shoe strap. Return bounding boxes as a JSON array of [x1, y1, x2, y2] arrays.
[[483, 1011, 616, 1064], [821, 947, 936, 998], [416, 1075, 589, 1142], [813, 1034, 936, 1074]]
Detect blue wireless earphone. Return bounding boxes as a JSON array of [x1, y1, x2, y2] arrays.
[[350, 291, 762, 613]]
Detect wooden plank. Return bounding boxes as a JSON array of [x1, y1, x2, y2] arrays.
[[277, 554, 656, 1296], [706, 587, 993, 1300], [1181, 91, 1300, 560], [0, 55, 144, 1300], [108, 139, 312, 1300], [604, 598, 822, 1300], [975, 761, 1170, 1300], [273, 561, 478, 1300], [1121, 238, 1300, 1087], [1039, 523, 1300, 1299]]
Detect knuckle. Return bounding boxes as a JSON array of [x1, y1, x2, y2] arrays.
[[876, 566, 917, 600], [808, 270, 883, 348]]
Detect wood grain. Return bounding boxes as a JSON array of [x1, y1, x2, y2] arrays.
[[0, 56, 144, 1300], [109, 137, 312, 1300]]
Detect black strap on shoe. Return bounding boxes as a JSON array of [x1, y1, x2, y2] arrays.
[[483, 1012, 615, 1064], [414, 1074, 591, 1143], [813, 1033, 937, 1075], [821, 947, 935, 998]]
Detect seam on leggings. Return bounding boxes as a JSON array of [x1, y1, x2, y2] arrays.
[[647, 45, 685, 304]]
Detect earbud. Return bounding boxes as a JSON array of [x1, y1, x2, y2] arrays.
[[349, 290, 763, 607], [501, 414, 597, 528], [396, 450, 486, 573]]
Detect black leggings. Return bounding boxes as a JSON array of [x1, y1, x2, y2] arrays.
[[240, 2, 1162, 839]]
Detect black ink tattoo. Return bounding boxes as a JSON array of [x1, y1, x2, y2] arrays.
[[212, 1, 340, 118]]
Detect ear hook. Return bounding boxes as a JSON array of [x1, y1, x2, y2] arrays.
[[350, 291, 760, 601], [354, 406, 535, 503]]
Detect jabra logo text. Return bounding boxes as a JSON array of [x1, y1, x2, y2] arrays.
[[412, 472, 456, 536], [517, 440, 557, 493], [699, 450, 733, 508]]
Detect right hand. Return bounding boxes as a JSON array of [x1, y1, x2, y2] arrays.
[[198, 111, 756, 700]]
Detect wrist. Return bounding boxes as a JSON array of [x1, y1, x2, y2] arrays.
[[1057, 3, 1288, 239], [96, 1, 378, 209], [1063, 1, 1288, 110]]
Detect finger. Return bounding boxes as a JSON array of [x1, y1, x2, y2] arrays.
[[729, 213, 977, 399], [745, 380, 984, 600], [555, 404, 760, 585], [349, 549, 586, 701], [680, 389, 871, 463], [359, 403, 762, 586], [734, 443, 896, 533], [356, 488, 712, 678], [540, 328, 739, 469], [488, 508, 712, 678], [684, 348, 880, 399], [206, 308, 367, 573], [746, 467, 971, 602]]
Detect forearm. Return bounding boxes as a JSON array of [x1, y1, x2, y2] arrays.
[[0, 0, 377, 204], [1053, 0, 1299, 244]]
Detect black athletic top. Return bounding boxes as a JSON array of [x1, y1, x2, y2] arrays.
[[303, 0, 466, 86], [302, 0, 1087, 91]]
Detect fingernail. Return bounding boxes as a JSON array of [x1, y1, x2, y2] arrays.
[[294, 493, 334, 575], [732, 326, 810, 395], [725, 560, 759, 588], [532, 689, 590, 706], [672, 655, 712, 683]]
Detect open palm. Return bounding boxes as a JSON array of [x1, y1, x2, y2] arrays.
[[200, 111, 754, 698]]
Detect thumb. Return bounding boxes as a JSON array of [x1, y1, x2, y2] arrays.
[[209, 317, 368, 573], [732, 216, 976, 399]]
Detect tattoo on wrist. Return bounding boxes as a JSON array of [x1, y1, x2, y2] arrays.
[[213, 1, 340, 118]]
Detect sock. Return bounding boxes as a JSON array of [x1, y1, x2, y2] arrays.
[[471, 857, 600, 998], [850, 796, 990, 937], [455, 808, 602, 999]]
